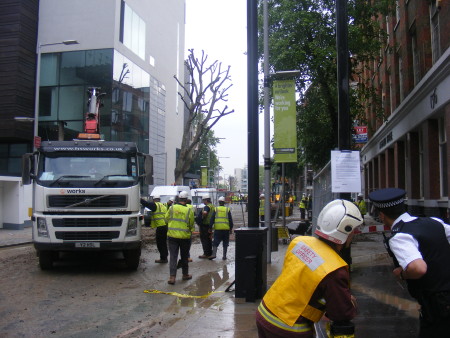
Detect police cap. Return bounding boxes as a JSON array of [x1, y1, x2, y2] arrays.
[[368, 188, 406, 209]]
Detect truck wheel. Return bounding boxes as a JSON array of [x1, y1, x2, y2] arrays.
[[39, 250, 53, 270], [123, 248, 141, 270]]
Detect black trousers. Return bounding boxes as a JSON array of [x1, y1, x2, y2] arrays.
[[155, 225, 168, 260], [199, 225, 212, 256], [168, 237, 190, 276]]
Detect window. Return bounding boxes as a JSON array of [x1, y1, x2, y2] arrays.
[[0, 143, 31, 176], [419, 129, 424, 198], [430, 1, 441, 64], [120, 1, 146, 60], [411, 29, 420, 85], [439, 117, 448, 197], [398, 55, 404, 102]]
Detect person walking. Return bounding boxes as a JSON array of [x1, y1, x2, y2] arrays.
[[198, 194, 215, 259], [259, 194, 265, 223], [369, 188, 450, 337], [354, 193, 367, 225], [165, 191, 195, 285], [140, 195, 168, 263], [256, 199, 362, 337], [299, 193, 307, 219], [208, 196, 233, 260]]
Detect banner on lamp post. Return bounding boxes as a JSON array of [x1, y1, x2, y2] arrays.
[[273, 80, 297, 163], [201, 166, 208, 187]]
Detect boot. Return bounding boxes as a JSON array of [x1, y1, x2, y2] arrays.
[[168, 276, 176, 285], [222, 246, 227, 260], [208, 246, 217, 260]]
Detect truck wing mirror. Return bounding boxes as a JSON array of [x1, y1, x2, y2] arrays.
[[22, 153, 34, 185]]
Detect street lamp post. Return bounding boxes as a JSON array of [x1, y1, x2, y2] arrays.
[[34, 39, 79, 151]]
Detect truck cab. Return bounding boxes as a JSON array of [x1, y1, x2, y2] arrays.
[[22, 140, 153, 270]]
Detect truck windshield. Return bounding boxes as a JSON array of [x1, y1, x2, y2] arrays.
[[37, 153, 138, 187]]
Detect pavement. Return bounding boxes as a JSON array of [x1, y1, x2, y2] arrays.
[[0, 211, 420, 337]]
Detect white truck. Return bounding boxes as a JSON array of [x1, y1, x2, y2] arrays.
[[21, 88, 153, 270]]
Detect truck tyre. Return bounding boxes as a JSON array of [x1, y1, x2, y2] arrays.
[[39, 250, 53, 270], [123, 248, 141, 270]]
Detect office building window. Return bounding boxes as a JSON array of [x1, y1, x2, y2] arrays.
[[120, 0, 146, 60], [0, 143, 31, 176]]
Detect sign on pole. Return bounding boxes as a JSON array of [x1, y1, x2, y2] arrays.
[[273, 80, 297, 163], [331, 150, 361, 193]]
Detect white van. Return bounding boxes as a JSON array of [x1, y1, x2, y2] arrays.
[[150, 185, 191, 204]]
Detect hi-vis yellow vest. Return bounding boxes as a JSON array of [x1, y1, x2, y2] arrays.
[[262, 236, 347, 326], [213, 206, 230, 230], [151, 202, 167, 228]]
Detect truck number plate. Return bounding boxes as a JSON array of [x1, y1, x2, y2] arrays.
[[75, 242, 100, 248]]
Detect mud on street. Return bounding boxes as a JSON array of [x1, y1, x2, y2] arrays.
[[0, 220, 242, 338]]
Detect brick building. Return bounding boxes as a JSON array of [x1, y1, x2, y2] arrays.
[[360, 0, 450, 219]]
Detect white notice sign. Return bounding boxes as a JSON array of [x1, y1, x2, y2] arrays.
[[331, 150, 361, 193]]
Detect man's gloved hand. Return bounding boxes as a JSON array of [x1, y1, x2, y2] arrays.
[[140, 198, 147, 205]]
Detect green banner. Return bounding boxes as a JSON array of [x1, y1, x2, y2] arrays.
[[273, 80, 297, 163], [201, 166, 208, 187]]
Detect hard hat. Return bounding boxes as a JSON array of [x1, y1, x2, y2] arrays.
[[358, 193, 363, 197], [315, 199, 362, 244], [168, 197, 174, 202], [218, 196, 225, 202], [179, 191, 188, 199], [202, 194, 210, 200], [153, 194, 160, 199], [260, 194, 264, 198]]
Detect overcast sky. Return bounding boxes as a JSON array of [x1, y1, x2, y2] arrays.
[[185, 0, 267, 179]]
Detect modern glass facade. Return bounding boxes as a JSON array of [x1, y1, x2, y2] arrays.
[[36, 48, 160, 155]]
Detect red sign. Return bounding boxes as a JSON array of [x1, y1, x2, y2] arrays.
[[34, 136, 41, 149], [353, 126, 368, 143]]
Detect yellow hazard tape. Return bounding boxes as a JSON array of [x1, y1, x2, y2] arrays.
[[144, 289, 223, 299]]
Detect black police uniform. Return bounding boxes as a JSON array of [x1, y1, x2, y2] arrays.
[[369, 188, 450, 338]]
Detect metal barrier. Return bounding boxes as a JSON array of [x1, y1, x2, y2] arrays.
[[312, 161, 339, 234]]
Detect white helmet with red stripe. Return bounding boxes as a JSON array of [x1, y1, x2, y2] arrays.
[[315, 199, 362, 244]]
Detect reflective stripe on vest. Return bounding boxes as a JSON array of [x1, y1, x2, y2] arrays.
[[257, 302, 312, 333], [214, 206, 230, 230]]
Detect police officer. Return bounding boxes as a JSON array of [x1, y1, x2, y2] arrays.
[[198, 194, 215, 259], [369, 188, 450, 337], [208, 196, 233, 260], [140, 195, 168, 263], [256, 200, 362, 337], [165, 191, 195, 285]]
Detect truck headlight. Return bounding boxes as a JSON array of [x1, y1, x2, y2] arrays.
[[126, 217, 138, 237], [37, 218, 49, 237]]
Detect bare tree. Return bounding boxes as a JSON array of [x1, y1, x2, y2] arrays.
[[173, 49, 234, 184]]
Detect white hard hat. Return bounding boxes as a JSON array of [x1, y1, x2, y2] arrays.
[[218, 196, 225, 202], [260, 194, 264, 198], [202, 194, 210, 200], [358, 193, 363, 197], [153, 194, 160, 199], [168, 197, 174, 202], [179, 191, 188, 199], [315, 200, 362, 244]]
